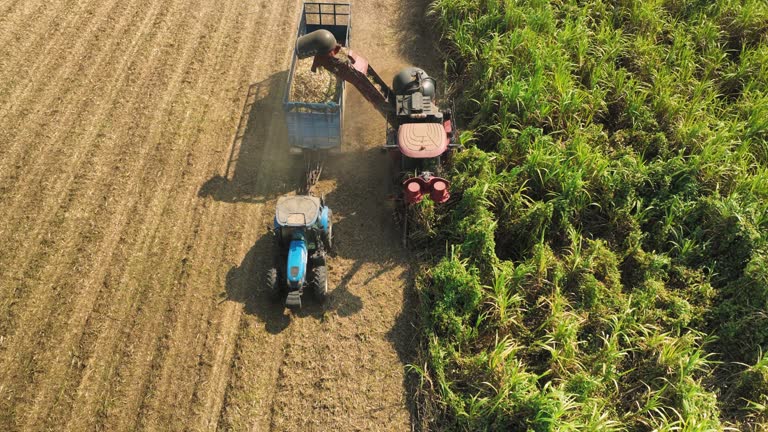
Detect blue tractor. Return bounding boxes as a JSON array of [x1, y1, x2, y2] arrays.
[[268, 195, 333, 307]]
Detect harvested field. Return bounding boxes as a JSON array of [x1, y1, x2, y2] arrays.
[[0, 0, 438, 430]]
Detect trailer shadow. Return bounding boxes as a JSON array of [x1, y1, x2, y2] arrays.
[[198, 70, 297, 204]]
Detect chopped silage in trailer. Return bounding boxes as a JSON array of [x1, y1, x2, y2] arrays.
[[289, 56, 346, 103]]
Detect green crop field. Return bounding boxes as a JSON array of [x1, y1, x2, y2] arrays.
[[414, 0, 768, 430]]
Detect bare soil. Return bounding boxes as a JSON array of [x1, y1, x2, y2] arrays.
[[0, 0, 439, 430]]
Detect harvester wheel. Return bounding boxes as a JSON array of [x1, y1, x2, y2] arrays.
[[312, 265, 328, 301], [266, 268, 280, 302]]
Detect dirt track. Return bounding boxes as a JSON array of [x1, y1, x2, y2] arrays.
[[0, 0, 439, 430]]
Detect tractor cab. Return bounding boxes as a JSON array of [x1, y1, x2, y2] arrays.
[[275, 195, 322, 226], [269, 195, 333, 308], [274, 195, 325, 247]]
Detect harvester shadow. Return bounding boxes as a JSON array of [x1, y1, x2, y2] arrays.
[[318, 145, 423, 426], [390, 2, 444, 428], [199, 70, 295, 204], [324, 173, 422, 426], [385, 267, 422, 429]]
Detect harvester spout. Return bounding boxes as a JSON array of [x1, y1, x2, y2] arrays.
[[296, 29, 337, 59], [297, 30, 396, 125]]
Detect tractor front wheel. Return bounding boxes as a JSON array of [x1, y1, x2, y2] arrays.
[[266, 268, 280, 302], [320, 210, 333, 252], [311, 265, 328, 301], [322, 221, 333, 252]]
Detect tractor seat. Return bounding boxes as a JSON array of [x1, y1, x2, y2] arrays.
[[397, 123, 448, 159]]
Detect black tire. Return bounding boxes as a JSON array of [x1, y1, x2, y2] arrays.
[[311, 265, 328, 301], [266, 267, 280, 302]]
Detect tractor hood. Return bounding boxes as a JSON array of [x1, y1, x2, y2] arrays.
[[286, 240, 308, 288]]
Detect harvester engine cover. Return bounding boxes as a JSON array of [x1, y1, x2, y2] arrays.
[[397, 123, 448, 158], [392, 67, 442, 120]]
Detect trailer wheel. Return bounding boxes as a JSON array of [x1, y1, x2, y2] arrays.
[[266, 268, 280, 302], [311, 265, 328, 301]]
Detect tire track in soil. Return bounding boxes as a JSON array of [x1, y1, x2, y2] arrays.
[[0, 0, 152, 311], [0, 0, 50, 44], [0, 0, 124, 118], [0, 0, 172, 347], [0, 0, 132, 174], [0, 0, 82, 77], [0, 4, 171, 368], [0, 2, 206, 428], [10, 0, 198, 428], [0, 0, 210, 428], [0, 0, 171, 405], [46, 1, 234, 429], [0, 0, 292, 426], [138, 4, 297, 430], [99, 2, 269, 430], [0, 0, 144, 215], [59, 2, 292, 428], [0, 0, 292, 428]]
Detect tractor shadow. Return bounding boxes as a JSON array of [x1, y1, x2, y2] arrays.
[[224, 233, 291, 334], [198, 70, 297, 204], [225, 231, 342, 334]]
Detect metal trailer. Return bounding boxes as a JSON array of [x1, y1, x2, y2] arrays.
[[284, 3, 351, 153]]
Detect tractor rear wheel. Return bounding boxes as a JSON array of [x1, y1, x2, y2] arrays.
[[311, 265, 328, 301], [266, 268, 280, 302]]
